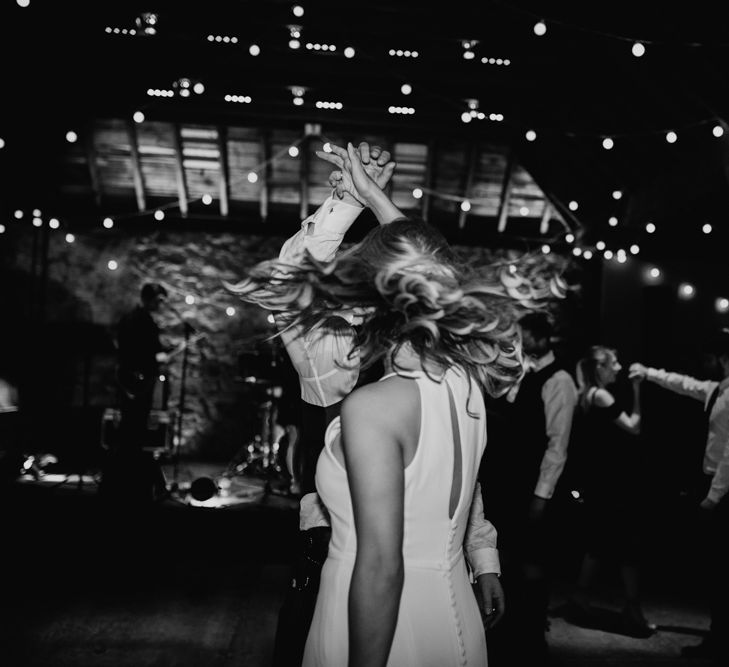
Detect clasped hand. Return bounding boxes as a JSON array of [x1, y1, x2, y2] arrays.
[[316, 141, 396, 206]]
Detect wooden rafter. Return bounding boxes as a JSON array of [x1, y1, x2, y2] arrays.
[[125, 120, 146, 212], [497, 152, 515, 233], [83, 123, 102, 207], [539, 202, 552, 235], [299, 136, 310, 221], [171, 124, 189, 217], [260, 130, 271, 222], [421, 140, 436, 223], [217, 125, 229, 217], [458, 144, 479, 230]]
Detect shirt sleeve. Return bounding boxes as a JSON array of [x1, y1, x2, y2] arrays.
[[535, 370, 579, 499], [299, 492, 331, 530], [464, 482, 501, 577], [707, 444, 729, 504], [646, 367, 716, 405], [707, 397, 729, 504], [279, 192, 364, 264]]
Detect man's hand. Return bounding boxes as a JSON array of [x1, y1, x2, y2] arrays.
[[317, 141, 395, 205], [475, 573, 505, 630], [528, 496, 548, 523], [700, 497, 718, 511], [629, 363, 648, 381], [155, 352, 169, 364]]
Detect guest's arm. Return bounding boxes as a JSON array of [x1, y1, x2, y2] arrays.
[[464, 482, 505, 629], [533, 370, 579, 508], [630, 363, 717, 404]]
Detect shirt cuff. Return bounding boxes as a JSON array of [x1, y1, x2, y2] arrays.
[[706, 488, 727, 505], [315, 193, 364, 234], [299, 492, 331, 530], [467, 547, 501, 578], [534, 483, 555, 500]]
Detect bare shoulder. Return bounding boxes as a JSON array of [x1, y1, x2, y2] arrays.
[[592, 387, 615, 408], [341, 376, 420, 438], [342, 376, 419, 414]]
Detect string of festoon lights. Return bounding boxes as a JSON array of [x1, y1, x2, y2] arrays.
[[7, 1, 729, 156], [5, 126, 727, 319], [5, 1, 728, 318]]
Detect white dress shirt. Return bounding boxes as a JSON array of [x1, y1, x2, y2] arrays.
[[278, 194, 363, 408], [281, 194, 500, 576], [645, 368, 729, 504], [507, 350, 579, 500]]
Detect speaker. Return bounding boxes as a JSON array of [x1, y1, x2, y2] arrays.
[[101, 408, 173, 454]]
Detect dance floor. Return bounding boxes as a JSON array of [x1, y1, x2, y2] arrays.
[[1, 460, 715, 667]]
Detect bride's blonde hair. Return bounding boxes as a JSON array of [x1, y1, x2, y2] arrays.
[[228, 218, 567, 397]]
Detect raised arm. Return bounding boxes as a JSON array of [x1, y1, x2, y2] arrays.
[[629, 362, 717, 404], [317, 142, 404, 226], [280, 142, 397, 264]]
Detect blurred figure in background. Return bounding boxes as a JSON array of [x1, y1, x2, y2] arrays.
[[480, 311, 578, 666], [565, 346, 655, 637], [630, 328, 729, 663]]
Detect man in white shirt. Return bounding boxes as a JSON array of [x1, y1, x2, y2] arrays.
[[270, 142, 503, 667], [482, 311, 578, 666], [630, 329, 729, 663]]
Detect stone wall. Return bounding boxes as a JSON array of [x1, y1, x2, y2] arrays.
[[0, 225, 581, 461]]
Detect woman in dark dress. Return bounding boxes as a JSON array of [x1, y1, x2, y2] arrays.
[[566, 345, 656, 636]]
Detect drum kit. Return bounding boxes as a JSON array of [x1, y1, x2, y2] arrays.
[[222, 339, 299, 496], [176, 336, 301, 506]]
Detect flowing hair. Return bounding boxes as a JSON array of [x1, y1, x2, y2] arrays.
[[228, 218, 567, 398]]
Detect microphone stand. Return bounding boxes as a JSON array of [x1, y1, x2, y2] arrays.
[[173, 319, 195, 484]]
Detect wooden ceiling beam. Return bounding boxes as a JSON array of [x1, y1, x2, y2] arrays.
[[539, 202, 552, 235], [299, 136, 310, 221], [497, 152, 515, 233], [458, 143, 479, 230], [217, 125, 230, 217], [259, 130, 271, 222], [83, 123, 102, 208], [171, 124, 189, 217], [421, 139, 436, 223], [125, 120, 146, 212]]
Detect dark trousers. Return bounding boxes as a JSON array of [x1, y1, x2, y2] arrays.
[[702, 481, 729, 653], [119, 386, 154, 451], [271, 526, 330, 667], [482, 490, 552, 666]]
